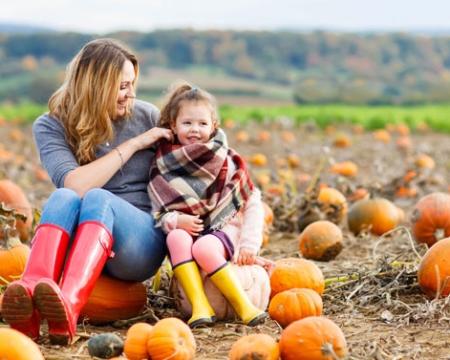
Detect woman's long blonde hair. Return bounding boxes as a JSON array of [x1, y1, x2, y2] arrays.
[[158, 82, 219, 130], [49, 38, 138, 164]]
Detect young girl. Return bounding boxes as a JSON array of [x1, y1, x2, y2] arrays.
[[148, 83, 269, 328]]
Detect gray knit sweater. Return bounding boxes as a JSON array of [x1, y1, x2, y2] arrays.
[[32, 99, 160, 214]]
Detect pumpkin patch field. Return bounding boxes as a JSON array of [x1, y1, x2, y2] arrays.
[[1, 117, 450, 359]]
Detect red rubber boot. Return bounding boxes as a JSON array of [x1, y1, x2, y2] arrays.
[[2, 225, 70, 339]]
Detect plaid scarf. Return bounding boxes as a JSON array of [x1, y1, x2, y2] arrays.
[[148, 129, 254, 232]]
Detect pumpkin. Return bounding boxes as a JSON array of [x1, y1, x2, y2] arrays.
[[329, 161, 358, 177], [317, 187, 348, 223], [373, 129, 391, 143], [147, 317, 196, 360], [347, 198, 400, 235], [281, 131, 296, 143], [0, 179, 33, 241], [332, 133, 351, 148], [258, 130, 271, 142], [81, 275, 147, 324], [269, 288, 323, 328], [249, 153, 268, 167], [286, 154, 301, 168], [417, 237, 450, 298], [0, 328, 45, 359], [229, 334, 280, 360], [279, 316, 347, 360], [263, 202, 274, 227], [270, 258, 324, 298], [352, 124, 364, 134], [395, 136, 412, 152], [347, 187, 369, 203], [395, 123, 410, 136], [171, 264, 270, 321], [235, 130, 249, 143], [414, 154, 435, 169], [87, 333, 124, 359], [0, 238, 30, 285], [411, 192, 450, 247], [124, 322, 153, 360], [299, 221, 343, 261]]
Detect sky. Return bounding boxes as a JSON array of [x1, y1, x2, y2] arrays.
[[2, 0, 450, 34]]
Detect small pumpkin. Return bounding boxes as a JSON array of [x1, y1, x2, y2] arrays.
[[414, 154, 435, 169], [347, 198, 400, 235], [0, 328, 45, 359], [124, 322, 153, 360], [146, 317, 196, 360], [269, 288, 323, 328], [229, 334, 279, 360], [0, 238, 30, 285], [249, 153, 268, 167], [417, 237, 450, 298], [258, 130, 271, 142], [329, 161, 358, 177], [332, 133, 352, 148], [270, 258, 325, 298], [171, 264, 270, 321], [81, 275, 147, 324], [317, 187, 348, 223], [0, 179, 33, 241], [373, 129, 391, 143], [299, 221, 343, 261], [279, 316, 347, 360], [411, 192, 450, 247], [235, 130, 249, 143], [286, 154, 301, 168]]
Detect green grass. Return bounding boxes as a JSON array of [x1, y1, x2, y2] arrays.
[[2, 102, 450, 133]]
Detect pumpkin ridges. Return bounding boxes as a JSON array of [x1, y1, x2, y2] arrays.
[[299, 221, 343, 261], [124, 322, 153, 360], [0, 241, 30, 285], [229, 334, 279, 360]]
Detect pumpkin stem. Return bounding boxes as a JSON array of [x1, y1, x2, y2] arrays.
[[321, 342, 341, 360], [6, 235, 22, 249], [434, 228, 445, 242]]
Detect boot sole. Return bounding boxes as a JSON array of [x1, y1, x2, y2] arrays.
[[34, 282, 72, 345], [189, 316, 216, 328], [246, 312, 268, 327], [2, 283, 34, 322]]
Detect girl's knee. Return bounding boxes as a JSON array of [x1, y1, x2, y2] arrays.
[[167, 229, 192, 245]]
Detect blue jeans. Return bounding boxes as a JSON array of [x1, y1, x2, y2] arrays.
[[40, 188, 166, 281]]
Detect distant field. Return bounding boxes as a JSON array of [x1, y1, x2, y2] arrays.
[[1, 101, 450, 132]]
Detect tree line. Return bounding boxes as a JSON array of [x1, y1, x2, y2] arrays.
[[1, 30, 450, 104]]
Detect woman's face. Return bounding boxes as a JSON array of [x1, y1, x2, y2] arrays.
[[172, 100, 215, 145], [116, 60, 136, 118]]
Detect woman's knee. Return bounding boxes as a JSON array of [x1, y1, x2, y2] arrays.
[[82, 188, 113, 204], [40, 188, 81, 232], [79, 188, 115, 226]]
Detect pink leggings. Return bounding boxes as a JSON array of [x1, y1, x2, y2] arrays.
[[167, 229, 228, 274]]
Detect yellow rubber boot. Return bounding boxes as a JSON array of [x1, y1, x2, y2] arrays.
[[173, 261, 216, 328], [209, 263, 267, 326]]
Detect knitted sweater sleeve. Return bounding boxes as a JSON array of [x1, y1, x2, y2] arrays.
[[237, 188, 264, 253]]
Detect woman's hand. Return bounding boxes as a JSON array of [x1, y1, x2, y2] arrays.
[[177, 214, 204, 236], [132, 127, 173, 151], [236, 247, 257, 266]]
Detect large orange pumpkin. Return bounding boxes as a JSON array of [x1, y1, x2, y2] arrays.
[[0, 179, 33, 241], [299, 221, 343, 261], [80, 275, 147, 324], [124, 322, 153, 360], [0, 328, 45, 359], [171, 264, 270, 321], [347, 198, 400, 235], [269, 288, 323, 328], [279, 316, 347, 360], [0, 239, 30, 285], [146, 317, 196, 360], [417, 237, 450, 298], [229, 334, 280, 360], [411, 192, 450, 247], [270, 258, 324, 298]]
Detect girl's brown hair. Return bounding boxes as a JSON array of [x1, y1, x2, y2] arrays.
[[158, 82, 219, 129], [48, 38, 138, 164]]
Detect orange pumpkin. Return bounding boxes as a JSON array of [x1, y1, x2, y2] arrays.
[[147, 317, 196, 360], [235, 130, 249, 143], [417, 237, 450, 298], [286, 154, 301, 168], [81, 275, 147, 324], [269, 288, 323, 328], [281, 131, 296, 143], [270, 258, 325, 298], [395, 136, 412, 152], [411, 192, 450, 247], [258, 130, 271, 142], [279, 316, 347, 360], [317, 187, 348, 223], [0, 179, 33, 241], [0, 239, 30, 285], [329, 161, 358, 177], [249, 153, 268, 167], [347, 198, 400, 235], [414, 154, 435, 169], [373, 129, 391, 143], [229, 334, 280, 360], [347, 187, 369, 203], [124, 322, 153, 360], [299, 221, 343, 261], [332, 134, 352, 148], [0, 328, 45, 359]]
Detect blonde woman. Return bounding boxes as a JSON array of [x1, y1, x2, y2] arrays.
[[1, 38, 172, 345]]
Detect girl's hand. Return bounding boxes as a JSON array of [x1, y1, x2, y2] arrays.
[[237, 247, 257, 266], [177, 214, 204, 236], [133, 127, 173, 151]]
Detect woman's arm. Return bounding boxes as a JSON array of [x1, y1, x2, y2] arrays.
[[64, 127, 172, 196]]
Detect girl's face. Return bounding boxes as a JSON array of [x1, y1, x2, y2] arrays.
[[172, 101, 215, 145], [116, 60, 135, 118]]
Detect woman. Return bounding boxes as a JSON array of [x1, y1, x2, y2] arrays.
[[1, 38, 172, 345]]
